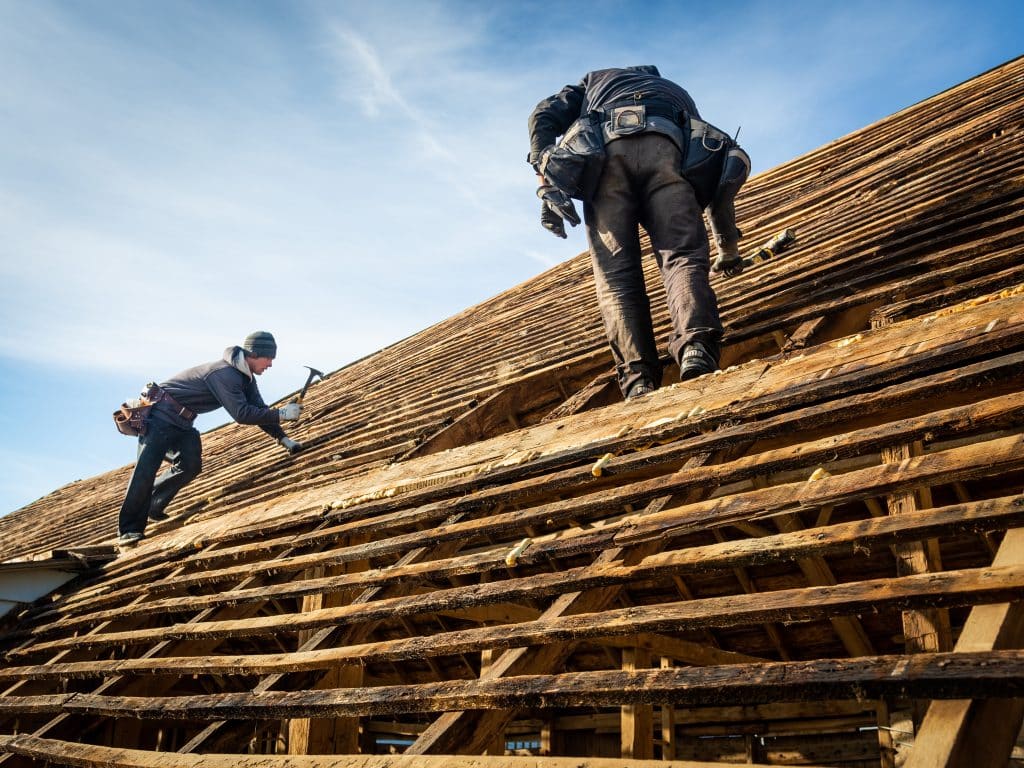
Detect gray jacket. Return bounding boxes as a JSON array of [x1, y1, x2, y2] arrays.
[[151, 346, 286, 440]]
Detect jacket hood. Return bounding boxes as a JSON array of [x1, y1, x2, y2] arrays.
[[224, 346, 253, 379]]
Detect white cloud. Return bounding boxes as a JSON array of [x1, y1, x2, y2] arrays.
[[1, 0, 1020, 515]]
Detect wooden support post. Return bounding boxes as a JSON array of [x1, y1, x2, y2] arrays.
[[620, 646, 652, 760], [773, 511, 874, 656], [744, 734, 760, 764], [876, 700, 896, 768], [906, 527, 1024, 768], [882, 443, 953, 726], [883, 444, 952, 653], [288, 541, 369, 756], [659, 657, 676, 761], [480, 649, 505, 756], [540, 719, 553, 757]]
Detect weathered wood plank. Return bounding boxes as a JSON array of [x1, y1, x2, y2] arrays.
[[27, 350, 1024, 629], [4, 495, 1022, 681], [9, 651, 1024, 721], [16, 398, 1024, 652], [0, 734, 776, 768], [614, 432, 1024, 545], [2, 564, 1023, 690]]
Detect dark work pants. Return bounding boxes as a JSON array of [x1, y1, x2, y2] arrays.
[[584, 133, 723, 397], [117, 418, 202, 536]]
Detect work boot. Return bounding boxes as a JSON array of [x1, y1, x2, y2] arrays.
[[679, 342, 717, 381], [148, 508, 170, 522], [118, 531, 145, 547], [626, 380, 656, 400]]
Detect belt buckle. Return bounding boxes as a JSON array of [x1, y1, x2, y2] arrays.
[[610, 104, 646, 135]]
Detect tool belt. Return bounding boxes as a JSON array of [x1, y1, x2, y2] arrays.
[[597, 98, 744, 211], [112, 383, 196, 438], [145, 384, 198, 423], [113, 384, 155, 438], [539, 112, 606, 202], [682, 117, 743, 210]]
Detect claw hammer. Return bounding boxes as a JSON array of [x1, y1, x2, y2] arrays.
[[293, 365, 326, 404]]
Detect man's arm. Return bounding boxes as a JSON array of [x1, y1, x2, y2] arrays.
[[527, 83, 585, 168], [708, 147, 751, 272], [205, 369, 288, 440]]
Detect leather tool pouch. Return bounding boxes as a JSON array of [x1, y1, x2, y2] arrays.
[[113, 383, 156, 437], [682, 117, 738, 209], [540, 113, 606, 201]]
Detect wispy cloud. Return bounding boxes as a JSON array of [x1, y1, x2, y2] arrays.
[[2, 0, 1021, 514]]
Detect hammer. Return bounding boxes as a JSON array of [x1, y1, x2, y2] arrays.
[[294, 365, 326, 403]]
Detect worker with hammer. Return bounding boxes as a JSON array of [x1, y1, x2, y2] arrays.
[[116, 331, 303, 546]]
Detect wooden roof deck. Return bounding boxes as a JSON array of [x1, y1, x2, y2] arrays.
[[0, 57, 1022, 767]]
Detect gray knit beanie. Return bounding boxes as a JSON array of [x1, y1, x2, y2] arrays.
[[242, 331, 277, 359]]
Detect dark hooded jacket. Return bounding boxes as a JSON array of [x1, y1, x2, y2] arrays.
[[151, 346, 286, 440], [528, 65, 700, 166]]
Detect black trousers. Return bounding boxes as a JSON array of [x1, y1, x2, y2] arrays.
[[584, 133, 723, 397], [117, 417, 202, 536]]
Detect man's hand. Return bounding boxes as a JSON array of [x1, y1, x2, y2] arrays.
[[279, 402, 302, 421], [711, 240, 744, 276], [537, 184, 580, 238], [279, 436, 303, 455], [540, 202, 567, 238]]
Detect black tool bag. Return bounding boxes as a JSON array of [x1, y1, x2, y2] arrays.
[[113, 384, 156, 437], [540, 113, 607, 201], [682, 117, 741, 210]]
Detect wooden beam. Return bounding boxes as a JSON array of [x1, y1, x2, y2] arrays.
[[404, 441, 750, 756], [16, 650, 1024, 720], [905, 527, 1024, 768], [597, 633, 766, 666], [0, 734, 775, 767], [12, 431, 1024, 661], [5, 498, 1024, 683], [27, 373, 1024, 628]]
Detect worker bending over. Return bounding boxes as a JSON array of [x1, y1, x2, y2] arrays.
[[116, 331, 302, 546], [529, 65, 748, 400]]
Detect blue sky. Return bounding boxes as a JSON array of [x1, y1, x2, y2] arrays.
[[0, 0, 1021, 515]]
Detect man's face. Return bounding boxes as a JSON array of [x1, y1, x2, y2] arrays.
[[248, 356, 274, 375]]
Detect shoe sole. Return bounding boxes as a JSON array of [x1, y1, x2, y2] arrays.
[[679, 365, 713, 381]]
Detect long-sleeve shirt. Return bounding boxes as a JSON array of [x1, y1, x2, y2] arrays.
[[152, 346, 286, 440]]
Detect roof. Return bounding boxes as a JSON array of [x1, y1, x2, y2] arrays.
[[0, 56, 1023, 767]]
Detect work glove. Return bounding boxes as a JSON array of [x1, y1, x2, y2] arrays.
[[278, 402, 302, 421], [540, 201, 567, 238], [278, 436, 303, 455], [537, 184, 580, 238], [711, 239, 744, 277]]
